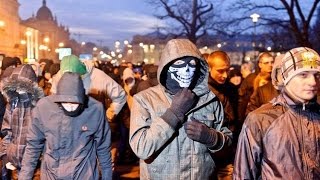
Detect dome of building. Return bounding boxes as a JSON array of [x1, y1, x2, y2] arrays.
[[36, 0, 53, 21]]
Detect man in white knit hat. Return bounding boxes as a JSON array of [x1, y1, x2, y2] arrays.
[[234, 47, 320, 179]]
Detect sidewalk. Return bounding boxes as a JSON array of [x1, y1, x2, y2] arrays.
[[113, 162, 140, 180]]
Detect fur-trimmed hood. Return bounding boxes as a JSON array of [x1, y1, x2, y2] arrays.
[[1, 65, 44, 106]]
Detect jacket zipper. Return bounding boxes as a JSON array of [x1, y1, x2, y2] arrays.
[[299, 115, 310, 179]]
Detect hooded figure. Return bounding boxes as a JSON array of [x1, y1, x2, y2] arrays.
[[50, 55, 126, 122], [19, 72, 112, 180], [129, 39, 232, 179], [0, 64, 44, 174]]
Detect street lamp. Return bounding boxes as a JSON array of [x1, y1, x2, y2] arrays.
[[250, 13, 260, 59], [0, 20, 5, 30]]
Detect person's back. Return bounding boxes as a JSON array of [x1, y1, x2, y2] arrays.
[[246, 81, 279, 114]]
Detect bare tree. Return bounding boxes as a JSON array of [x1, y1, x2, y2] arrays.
[[146, 0, 217, 44], [312, 6, 320, 52], [226, 0, 320, 48]]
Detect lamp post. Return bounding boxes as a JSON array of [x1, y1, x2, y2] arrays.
[[250, 13, 260, 60]]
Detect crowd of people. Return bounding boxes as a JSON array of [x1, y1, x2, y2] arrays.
[[0, 39, 319, 180]]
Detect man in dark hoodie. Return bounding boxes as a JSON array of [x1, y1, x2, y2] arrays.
[[0, 64, 44, 179], [19, 72, 112, 180], [129, 39, 232, 179]]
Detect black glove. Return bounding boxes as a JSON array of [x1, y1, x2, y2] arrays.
[[161, 88, 197, 128], [184, 117, 222, 147]]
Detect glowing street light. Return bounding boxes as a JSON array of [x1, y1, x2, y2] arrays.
[[58, 42, 64, 47], [250, 13, 260, 59], [115, 41, 120, 47], [44, 37, 50, 43], [81, 41, 86, 46], [93, 47, 98, 51], [20, 40, 26, 45], [0, 20, 5, 28], [25, 31, 32, 36], [250, 13, 260, 23]]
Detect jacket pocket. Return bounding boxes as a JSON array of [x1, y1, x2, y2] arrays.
[[6, 144, 26, 169]]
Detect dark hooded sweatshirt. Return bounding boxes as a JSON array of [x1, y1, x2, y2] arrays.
[[19, 73, 112, 180]]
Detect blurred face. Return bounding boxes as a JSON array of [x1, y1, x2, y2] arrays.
[[230, 76, 242, 86], [286, 71, 320, 103], [44, 72, 51, 80], [40, 62, 46, 71], [209, 58, 230, 84], [259, 56, 274, 73]]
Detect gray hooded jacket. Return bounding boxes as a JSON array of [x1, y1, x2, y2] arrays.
[[129, 39, 232, 180]]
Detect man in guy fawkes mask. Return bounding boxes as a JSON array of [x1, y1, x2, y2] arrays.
[[19, 72, 112, 180], [129, 39, 233, 180]]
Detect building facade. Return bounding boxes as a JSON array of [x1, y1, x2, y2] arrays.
[[0, 0, 73, 63], [0, 0, 25, 58], [21, 0, 71, 61]]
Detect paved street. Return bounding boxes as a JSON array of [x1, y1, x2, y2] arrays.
[[114, 162, 140, 180]]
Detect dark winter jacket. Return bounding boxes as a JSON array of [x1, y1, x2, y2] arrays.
[[19, 73, 112, 180], [234, 91, 320, 179], [237, 72, 259, 123], [208, 77, 238, 132], [0, 65, 44, 169], [0, 93, 5, 134], [246, 81, 279, 115]]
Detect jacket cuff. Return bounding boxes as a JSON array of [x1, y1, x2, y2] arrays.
[[161, 109, 181, 129], [207, 130, 225, 151]]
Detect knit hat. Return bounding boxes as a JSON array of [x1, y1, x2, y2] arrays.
[[60, 55, 87, 75], [281, 47, 320, 85], [53, 72, 85, 104], [10, 64, 37, 83]]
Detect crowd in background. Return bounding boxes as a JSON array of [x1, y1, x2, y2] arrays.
[[0, 39, 319, 179]]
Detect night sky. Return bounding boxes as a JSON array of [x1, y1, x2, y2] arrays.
[[18, 0, 317, 48], [19, 0, 163, 47]]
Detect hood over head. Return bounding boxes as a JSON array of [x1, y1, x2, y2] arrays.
[[53, 72, 86, 104], [157, 39, 209, 95], [122, 68, 135, 81], [1, 64, 44, 105]]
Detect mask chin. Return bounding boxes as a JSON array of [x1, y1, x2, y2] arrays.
[[165, 73, 182, 94], [59, 103, 85, 117]]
